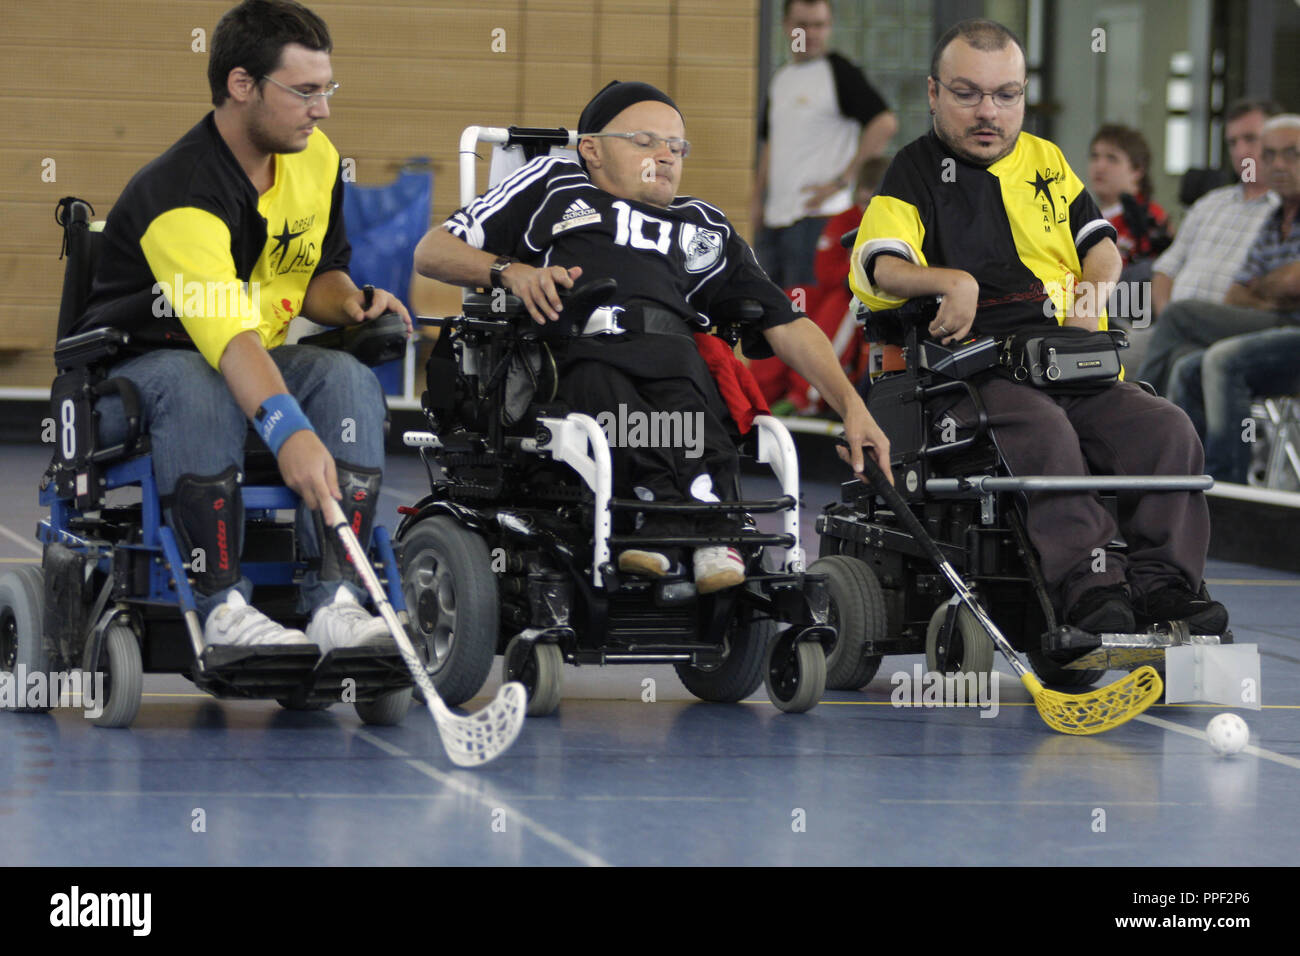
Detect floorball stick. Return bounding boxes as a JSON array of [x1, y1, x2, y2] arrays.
[[855, 453, 1162, 734], [322, 497, 527, 765]]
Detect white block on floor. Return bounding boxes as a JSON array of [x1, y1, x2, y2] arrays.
[[1164, 644, 1262, 709]]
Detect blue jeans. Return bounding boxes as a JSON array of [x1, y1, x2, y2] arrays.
[[754, 216, 829, 289], [96, 345, 387, 620], [1137, 299, 1280, 396], [1167, 327, 1300, 483]]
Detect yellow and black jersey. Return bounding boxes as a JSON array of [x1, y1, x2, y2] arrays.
[[76, 112, 350, 368], [849, 130, 1117, 336]]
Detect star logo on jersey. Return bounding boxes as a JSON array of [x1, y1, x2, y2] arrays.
[[679, 223, 723, 273], [553, 198, 602, 235], [269, 219, 308, 271], [1027, 170, 1060, 224]]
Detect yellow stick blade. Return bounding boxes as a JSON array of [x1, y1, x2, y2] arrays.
[[1021, 666, 1163, 735]]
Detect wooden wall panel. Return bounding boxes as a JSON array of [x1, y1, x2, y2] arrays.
[[0, 0, 762, 388]]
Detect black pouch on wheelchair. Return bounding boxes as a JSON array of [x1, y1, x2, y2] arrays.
[[999, 326, 1123, 395]]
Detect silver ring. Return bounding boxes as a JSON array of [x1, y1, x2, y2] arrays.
[[936, 324, 948, 334]]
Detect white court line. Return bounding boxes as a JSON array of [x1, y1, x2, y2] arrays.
[[352, 728, 611, 867], [879, 799, 1203, 806], [1136, 712, 1300, 770], [0, 521, 42, 557]]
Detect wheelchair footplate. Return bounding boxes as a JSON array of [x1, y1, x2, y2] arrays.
[[194, 643, 323, 699], [194, 642, 411, 703], [1042, 623, 1226, 671], [296, 645, 411, 706]]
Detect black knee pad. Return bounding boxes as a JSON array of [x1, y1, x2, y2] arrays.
[[170, 466, 244, 594], [314, 460, 382, 583]]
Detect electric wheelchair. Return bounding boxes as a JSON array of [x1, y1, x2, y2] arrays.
[[394, 126, 833, 717], [811, 295, 1231, 691], [0, 197, 414, 728]]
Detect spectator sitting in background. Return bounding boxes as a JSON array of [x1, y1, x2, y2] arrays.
[[1165, 114, 1300, 483], [1135, 99, 1282, 392], [764, 156, 890, 415], [1087, 123, 1172, 280]]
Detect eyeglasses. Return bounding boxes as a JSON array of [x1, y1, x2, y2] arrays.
[[932, 76, 1025, 109], [261, 74, 340, 108], [1262, 146, 1300, 164], [583, 130, 691, 158]]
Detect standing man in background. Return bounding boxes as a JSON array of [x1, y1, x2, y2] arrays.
[[751, 0, 897, 289]]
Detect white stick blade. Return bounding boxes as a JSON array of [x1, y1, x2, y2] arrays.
[[435, 682, 528, 767]]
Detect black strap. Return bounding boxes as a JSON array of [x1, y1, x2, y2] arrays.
[[616, 303, 692, 338]]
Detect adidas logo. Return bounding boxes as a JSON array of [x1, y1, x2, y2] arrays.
[[554, 198, 602, 234]]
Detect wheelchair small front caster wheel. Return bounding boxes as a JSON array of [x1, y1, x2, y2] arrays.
[[503, 638, 562, 717], [84, 623, 143, 728], [277, 691, 332, 712], [925, 603, 994, 678], [764, 632, 825, 714], [355, 688, 413, 726]]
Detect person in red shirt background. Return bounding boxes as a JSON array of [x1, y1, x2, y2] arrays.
[[1087, 123, 1173, 275], [754, 156, 890, 415]]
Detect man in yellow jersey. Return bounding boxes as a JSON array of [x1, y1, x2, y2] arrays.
[[76, 0, 412, 650], [850, 18, 1226, 636]]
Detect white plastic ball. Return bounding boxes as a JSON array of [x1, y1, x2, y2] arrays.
[[1206, 713, 1249, 756]]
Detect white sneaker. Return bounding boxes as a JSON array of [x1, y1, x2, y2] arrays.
[[618, 548, 674, 577], [203, 591, 311, 647], [693, 546, 745, 594], [307, 586, 392, 655]]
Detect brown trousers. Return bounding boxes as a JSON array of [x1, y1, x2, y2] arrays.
[[945, 378, 1210, 611]]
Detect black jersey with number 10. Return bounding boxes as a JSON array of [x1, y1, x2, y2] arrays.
[[444, 154, 796, 339]]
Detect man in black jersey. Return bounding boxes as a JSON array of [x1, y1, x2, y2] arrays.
[[416, 81, 890, 594], [851, 19, 1225, 635]]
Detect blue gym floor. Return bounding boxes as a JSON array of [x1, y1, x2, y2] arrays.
[[2, 441, 1298, 866]]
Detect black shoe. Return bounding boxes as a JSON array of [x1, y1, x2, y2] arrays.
[[1065, 584, 1135, 634], [1132, 584, 1228, 635]]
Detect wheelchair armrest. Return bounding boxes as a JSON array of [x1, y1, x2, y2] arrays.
[[463, 291, 527, 321], [53, 327, 130, 370], [860, 296, 941, 346], [297, 312, 409, 366], [710, 298, 766, 349], [454, 278, 620, 338]]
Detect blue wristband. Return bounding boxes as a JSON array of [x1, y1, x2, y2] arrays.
[[254, 393, 315, 456]]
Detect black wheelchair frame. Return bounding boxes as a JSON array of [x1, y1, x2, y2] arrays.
[[393, 262, 834, 716], [812, 296, 1227, 691]]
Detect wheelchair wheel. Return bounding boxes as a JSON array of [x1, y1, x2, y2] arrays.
[[764, 628, 827, 714], [86, 623, 143, 729], [276, 692, 332, 712], [0, 566, 48, 712], [808, 555, 885, 690], [1025, 652, 1105, 688], [400, 516, 498, 708], [502, 638, 562, 717], [674, 603, 770, 703], [925, 603, 995, 678], [355, 688, 413, 726]]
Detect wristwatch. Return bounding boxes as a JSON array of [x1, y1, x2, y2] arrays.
[[489, 255, 517, 289]]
